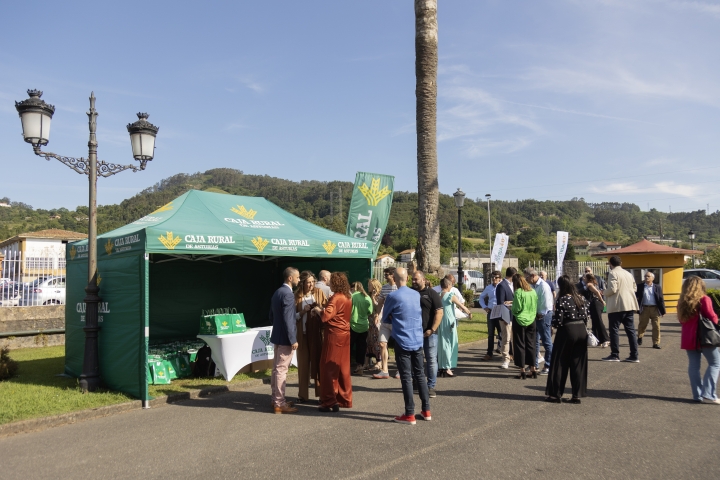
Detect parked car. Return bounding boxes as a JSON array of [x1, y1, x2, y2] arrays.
[[0, 281, 22, 306], [20, 276, 66, 306], [461, 270, 484, 291], [682, 269, 720, 290]]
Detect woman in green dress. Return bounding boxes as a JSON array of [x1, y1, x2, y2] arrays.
[[510, 273, 538, 379], [438, 277, 472, 377]]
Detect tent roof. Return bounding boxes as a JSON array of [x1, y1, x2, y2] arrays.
[[70, 190, 374, 259], [592, 238, 703, 256]]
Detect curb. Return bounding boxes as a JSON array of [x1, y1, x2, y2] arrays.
[[0, 373, 298, 438], [0, 337, 491, 438]]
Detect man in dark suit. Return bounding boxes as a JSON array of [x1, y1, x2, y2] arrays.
[[636, 272, 666, 349], [270, 266, 300, 414], [495, 267, 517, 369]]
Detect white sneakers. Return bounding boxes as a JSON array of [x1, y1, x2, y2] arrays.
[[702, 397, 720, 404], [499, 361, 509, 369]]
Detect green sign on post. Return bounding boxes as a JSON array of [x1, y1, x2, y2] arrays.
[[346, 172, 394, 257]]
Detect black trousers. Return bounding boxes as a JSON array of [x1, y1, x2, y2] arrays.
[[486, 316, 502, 356], [545, 321, 588, 398], [512, 318, 536, 368], [588, 298, 610, 344], [608, 311, 638, 359], [350, 330, 368, 366]]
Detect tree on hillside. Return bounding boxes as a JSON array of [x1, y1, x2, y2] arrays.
[[414, 0, 441, 275]]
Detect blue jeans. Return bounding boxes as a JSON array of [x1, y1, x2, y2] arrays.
[[423, 333, 438, 389], [609, 311, 639, 359], [535, 311, 553, 368], [395, 345, 430, 415], [686, 347, 720, 401]]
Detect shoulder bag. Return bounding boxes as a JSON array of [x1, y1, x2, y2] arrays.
[[696, 312, 720, 348]]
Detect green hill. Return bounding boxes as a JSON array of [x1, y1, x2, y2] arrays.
[[2, 168, 717, 265]]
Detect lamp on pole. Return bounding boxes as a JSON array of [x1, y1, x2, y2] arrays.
[[453, 188, 466, 289], [15, 90, 158, 392], [485, 194, 491, 253], [688, 230, 696, 267]]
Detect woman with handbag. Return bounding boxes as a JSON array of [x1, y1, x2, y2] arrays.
[[545, 275, 589, 404], [582, 273, 610, 348], [677, 275, 720, 404]]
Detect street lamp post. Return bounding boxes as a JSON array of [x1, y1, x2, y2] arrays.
[[453, 188, 465, 289], [688, 230, 696, 268], [15, 90, 158, 392], [485, 194, 491, 253]]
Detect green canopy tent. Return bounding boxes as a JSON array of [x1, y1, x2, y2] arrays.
[[65, 190, 375, 400]]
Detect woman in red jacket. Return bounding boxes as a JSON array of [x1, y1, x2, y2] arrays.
[[313, 272, 354, 412], [677, 276, 720, 404]]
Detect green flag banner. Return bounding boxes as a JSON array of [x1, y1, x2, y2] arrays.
[[346, 172, 394, 257]]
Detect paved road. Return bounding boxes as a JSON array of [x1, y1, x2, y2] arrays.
[[2, 315, 720, 479]]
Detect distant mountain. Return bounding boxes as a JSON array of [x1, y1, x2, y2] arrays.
[[2, 169, 718, 264]]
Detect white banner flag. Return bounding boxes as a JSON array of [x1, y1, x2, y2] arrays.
[[490, 233, 510, 273], [556, 231, 569, 278]]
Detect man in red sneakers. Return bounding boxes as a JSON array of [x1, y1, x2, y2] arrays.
[[380, 267, 431, 424]]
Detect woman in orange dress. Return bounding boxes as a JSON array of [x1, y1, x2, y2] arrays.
[[294, 271, 328, 403], [313, 272, 353, 412]]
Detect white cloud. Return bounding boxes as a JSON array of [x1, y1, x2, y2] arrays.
[[234, 75, 264, 93]]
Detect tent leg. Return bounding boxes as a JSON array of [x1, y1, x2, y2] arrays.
[[142, 400, 150, 409]]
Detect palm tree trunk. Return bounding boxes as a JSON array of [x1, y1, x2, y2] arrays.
[[415, 0, 441, 275]]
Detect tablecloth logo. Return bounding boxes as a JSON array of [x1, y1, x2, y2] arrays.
[[251, 236, 269, 252], [159, 232, 182, 250], [260, 330, 271, 346], [358, 177, 391, 206], [231, 205, 257, 220], [322, 240, 337, 255]]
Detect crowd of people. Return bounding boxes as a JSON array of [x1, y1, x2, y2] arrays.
[[268, 255, 720, 420]]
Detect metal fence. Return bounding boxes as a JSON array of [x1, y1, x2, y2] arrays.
[[0, 252, 67, 307], [527, 260, 609, 282]]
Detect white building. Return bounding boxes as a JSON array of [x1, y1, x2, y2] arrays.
[[374, 254, 396, 270], [0, 229, 87, 282]]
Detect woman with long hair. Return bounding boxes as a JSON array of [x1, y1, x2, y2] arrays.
[[583, 273, 610, 348], [438, 277, 472, 377], [365, 279, 383, 371], [312, 272, 354, 412], [350, 281, 372, 375], [545, 275, 589, 403], [510, 273, 538, 379], [677, 276, 720, 403], [293, 271, 328, 403]]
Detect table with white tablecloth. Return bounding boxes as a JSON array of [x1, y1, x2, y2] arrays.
[[197, 327, 297, 381]]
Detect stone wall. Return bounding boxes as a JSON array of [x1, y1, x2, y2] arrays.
[[0, 305, 65, 349]]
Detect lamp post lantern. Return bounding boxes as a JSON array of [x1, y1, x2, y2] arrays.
[[688, 230, 696, 268], [453, 188, 466, 289], [15, 90, 158, 392]]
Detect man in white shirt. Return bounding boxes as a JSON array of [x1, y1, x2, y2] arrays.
[[525, 267, 554, 375]]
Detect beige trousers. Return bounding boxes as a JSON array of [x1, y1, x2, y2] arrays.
[[638, 305, 661, 346], [500, 320, 513, 361]]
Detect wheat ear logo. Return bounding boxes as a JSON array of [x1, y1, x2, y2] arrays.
[[358, 177, 391, 206], [69, 246, 77, 260], [251, 236, 269, 252], [231, 205, 257, 219], [104, 239, 113, 255], [158, 232, 182, 250], [97, 274, 102, 286], [322, 240, 337, 255], [151, 202, 173, 214], [259, 330, 272, 346]]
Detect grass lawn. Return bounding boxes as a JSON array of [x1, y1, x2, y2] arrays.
[[2, 313, 490, 425]]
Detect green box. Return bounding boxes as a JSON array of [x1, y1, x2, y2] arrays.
[[231, 313, 247, 333], [199, 314, 234, 335]]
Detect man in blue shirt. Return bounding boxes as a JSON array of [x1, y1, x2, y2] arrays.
[[480, 271, 502, 360], [635, 272, 665, 349], [526, 267, 554, 375], [382, 267, 430, 425]]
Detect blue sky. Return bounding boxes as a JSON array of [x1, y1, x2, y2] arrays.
[[1, 0, 719, 213]]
